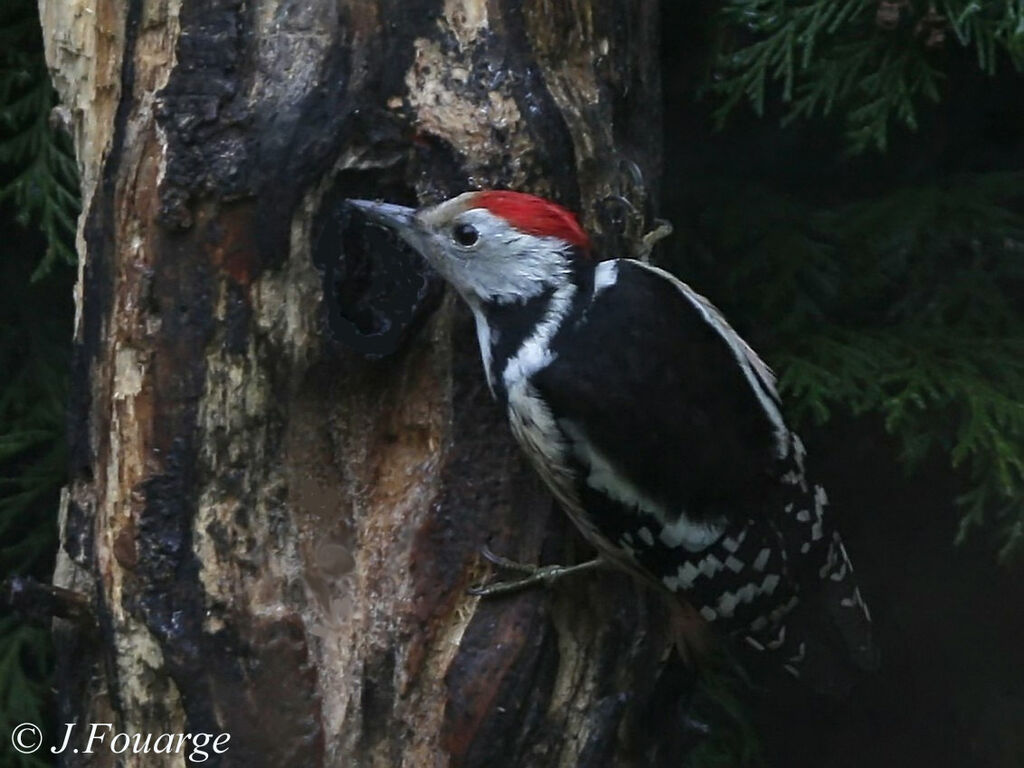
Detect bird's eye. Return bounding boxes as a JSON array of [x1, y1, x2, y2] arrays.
[[452, 222, 479, 247]]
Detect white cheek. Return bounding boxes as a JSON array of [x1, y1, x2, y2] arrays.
[[422, 207, 576, 302], [463, 235, 572, 302]]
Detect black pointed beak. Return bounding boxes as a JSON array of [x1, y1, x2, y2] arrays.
[[348, 198, 436, 264], [347, 199, 431, 257], [350, 198, 417, 234]]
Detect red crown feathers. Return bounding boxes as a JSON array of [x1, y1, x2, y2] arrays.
[[474, 191, 591, 254]]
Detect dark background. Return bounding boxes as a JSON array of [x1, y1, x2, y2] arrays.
[[2, 1, 1022, 766], [658, 3, 1024, 765]]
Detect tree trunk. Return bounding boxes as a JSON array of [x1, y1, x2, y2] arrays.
[[41, 1, 688, 765]]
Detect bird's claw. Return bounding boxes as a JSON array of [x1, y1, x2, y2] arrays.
[[479, 545, 537, 574]]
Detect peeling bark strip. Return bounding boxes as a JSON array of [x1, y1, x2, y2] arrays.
[[41, 0, 688, 766]]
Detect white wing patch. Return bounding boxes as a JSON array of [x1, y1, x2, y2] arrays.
[[593, 260, 619, 297], [753, 547, 772, 572], [560, 419, 726, 553], [660, 514, 727, 552]]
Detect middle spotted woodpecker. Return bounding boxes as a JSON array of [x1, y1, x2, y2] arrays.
[[348, 190, 878, 686]]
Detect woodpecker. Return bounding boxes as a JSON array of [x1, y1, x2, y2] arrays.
[[348, 191, 877, 686]]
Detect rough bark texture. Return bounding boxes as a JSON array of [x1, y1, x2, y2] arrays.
[[42, 1, 688, 766]]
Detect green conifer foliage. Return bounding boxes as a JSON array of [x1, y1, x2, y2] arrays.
[[713, 0, 1024, 152], [0, 245, 68, 768], [700, 1, 1024, 564], [682, 173, 1024, 562], [0, 1, 76, 764], [0, 0, 79, 278], [0, 2, 1021, 766]]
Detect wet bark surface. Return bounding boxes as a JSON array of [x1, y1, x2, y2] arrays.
[[41, 1, 689, 766]]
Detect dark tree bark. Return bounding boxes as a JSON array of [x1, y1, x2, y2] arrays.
[[41, 1, 691, 765]]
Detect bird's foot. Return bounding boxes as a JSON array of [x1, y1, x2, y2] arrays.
[[468, 546, 605, 597]]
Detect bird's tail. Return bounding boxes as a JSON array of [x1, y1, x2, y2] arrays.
[[658, 466, 877, 693], [758, 477, 879, 694]]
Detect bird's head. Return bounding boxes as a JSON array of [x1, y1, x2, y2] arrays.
[[348, 191, 591, 306]]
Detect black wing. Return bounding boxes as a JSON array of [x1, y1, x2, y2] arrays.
[[536, 259, 790, 528], [532, 260, 876, 682]]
